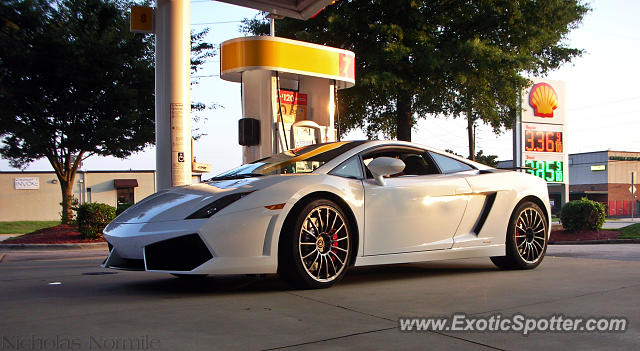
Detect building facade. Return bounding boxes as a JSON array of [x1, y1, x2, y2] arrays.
[[569, 151, 640, 217], [1, 170, 156, 221], [499, 150, 639, 216]]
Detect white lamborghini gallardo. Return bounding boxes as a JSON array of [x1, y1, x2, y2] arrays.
[[103, 141, 550, 288]]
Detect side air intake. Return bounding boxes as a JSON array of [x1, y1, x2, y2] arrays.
[[473, 193, 497, 235], [144, 234, 213, 271]]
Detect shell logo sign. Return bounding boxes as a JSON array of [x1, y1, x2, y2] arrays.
[[529, 83, 558, 118]]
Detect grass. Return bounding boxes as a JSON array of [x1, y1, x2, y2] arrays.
[[618, 223, 640, 239], [0, 221, 61, 234]]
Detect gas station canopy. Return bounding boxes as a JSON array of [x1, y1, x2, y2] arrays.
[[220, 36, 355, 89], [216, 0, 336, 20]]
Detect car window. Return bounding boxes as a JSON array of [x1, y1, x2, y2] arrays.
[[211, 141, 367, 180], [330, 156, 363, 179], [428, 152, 474, 174], [362, 149, 440, 178]]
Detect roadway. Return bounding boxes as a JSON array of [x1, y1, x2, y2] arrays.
[[1, 246, 639, 350]]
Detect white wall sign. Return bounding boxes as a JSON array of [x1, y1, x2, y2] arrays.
[[14, 177, 39, 190]]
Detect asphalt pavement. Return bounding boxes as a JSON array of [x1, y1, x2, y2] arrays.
[[1, 245, 639, 350]]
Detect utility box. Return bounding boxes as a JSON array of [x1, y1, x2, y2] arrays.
[[238, 118, 260, 146]]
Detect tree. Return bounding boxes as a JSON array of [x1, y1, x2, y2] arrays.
[[474, 150, 499, 168], [445, 149, 498, 168], [0, 0, 215, 223], [244, 0, 589, 145], [190, 27, 217, 140]]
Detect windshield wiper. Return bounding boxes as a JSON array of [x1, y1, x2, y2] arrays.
[[207, 173, 265, 181]]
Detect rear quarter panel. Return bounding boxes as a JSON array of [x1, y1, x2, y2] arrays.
[[461, 171, 550, 250]]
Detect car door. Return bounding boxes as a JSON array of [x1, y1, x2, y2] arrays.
[[362, 147, 472, 255]]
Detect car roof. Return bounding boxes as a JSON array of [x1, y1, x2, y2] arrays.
[[313, 140, 492, 174]]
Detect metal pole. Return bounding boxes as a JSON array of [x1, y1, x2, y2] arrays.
[[155, 0, 192, 190], [513, 94, 522, 170], [632, 172, 636, 219], [270, 17, 275, 36]]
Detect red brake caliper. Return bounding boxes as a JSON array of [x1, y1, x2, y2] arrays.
[[331, 233, 338, 261]]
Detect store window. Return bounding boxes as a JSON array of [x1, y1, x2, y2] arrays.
[[117, 187, 134, 205], [114, 179, 138, 205]]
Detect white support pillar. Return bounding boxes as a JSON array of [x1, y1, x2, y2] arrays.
[[154, 0, 191, 190], [241, 70, 276, 164]]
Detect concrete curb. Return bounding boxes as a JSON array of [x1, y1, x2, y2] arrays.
[[0, 242, 108, 250], [549, 239, 640, 245]]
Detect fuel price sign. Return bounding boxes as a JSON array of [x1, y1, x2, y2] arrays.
[[523, 123, 564, 153], [524, 160, 564, 183]]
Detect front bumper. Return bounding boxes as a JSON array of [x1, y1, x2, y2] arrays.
[[104, 233, 213, 272], [102, 207, 279, 275]]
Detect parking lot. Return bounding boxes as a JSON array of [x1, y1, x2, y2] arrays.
[[1, 246, 639, 350]]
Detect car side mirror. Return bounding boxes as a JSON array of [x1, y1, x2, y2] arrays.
[[366, 157, 405, 186]]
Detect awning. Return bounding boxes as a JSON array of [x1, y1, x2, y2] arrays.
[[114, 179, 139, 188], [216, 0, 335, 20]]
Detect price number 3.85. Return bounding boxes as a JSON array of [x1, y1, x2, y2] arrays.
[[524, 160, 564, 182]]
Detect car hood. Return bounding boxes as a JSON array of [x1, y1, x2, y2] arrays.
[[110, 175, 288, 224]]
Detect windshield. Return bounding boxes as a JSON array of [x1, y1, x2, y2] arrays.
[[210, 141, 366, 180]]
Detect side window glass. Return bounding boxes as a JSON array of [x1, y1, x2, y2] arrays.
[[362, 149, 440, 178], [429, 152, 474, 174], [330, 156, 363, 179], [401, 153, 439, 176]]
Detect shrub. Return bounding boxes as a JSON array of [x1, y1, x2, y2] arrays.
[[76, 203, 116, 239], [560, 198, 606, 232], [116, 202, 134, 216]]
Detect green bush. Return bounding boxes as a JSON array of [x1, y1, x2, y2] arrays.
[[116, 202, 134, 216], [76, 203, 116, 239], [560, 198, 606, 232]]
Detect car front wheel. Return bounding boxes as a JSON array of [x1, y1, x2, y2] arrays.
[[278, 199, 351, 289]]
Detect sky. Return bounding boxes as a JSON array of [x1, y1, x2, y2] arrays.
[[2, 0, 639, 175]]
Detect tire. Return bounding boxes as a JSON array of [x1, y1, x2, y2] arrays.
[[491, 201, 548, 270], [278, 199, 352, 289]]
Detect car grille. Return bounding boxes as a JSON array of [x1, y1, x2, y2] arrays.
[[144, 234, 213, 271]]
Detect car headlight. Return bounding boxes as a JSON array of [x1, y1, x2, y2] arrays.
[[186, 191, 255, 219]]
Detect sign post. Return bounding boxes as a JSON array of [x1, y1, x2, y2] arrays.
[[154, 0, 192, 190], [632, 172, 636, 219]]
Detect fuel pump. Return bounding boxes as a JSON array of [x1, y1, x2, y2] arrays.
[[220, 36, 355, 163]]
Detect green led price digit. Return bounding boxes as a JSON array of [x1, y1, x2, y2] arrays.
[[554, 161, 563, 182], [535, 162, 545, 179], [545, 161, 554, 182], [525, 161, 535, 176]]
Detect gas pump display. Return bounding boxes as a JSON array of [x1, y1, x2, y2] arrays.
[[293, 126, 317, 148], [291, 120, 321, 149]]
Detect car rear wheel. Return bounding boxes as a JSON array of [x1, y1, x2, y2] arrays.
[[491, 201, 548, 270], [278, 199, 351, 289]]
